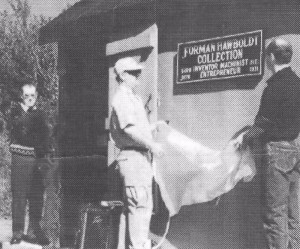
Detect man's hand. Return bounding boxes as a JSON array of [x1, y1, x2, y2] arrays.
[[231, 132, 250, 151], [38, 156, 56, 171], [45, 156, 56, 167], [39, 157, 59, 187], [150, 142, 165, 158], [240, 133, 250, 150], [151, 120, 168, 132], [124, 125, 165, 157], [242, 125, 265, 150], [231, 132, 244, 150], [43, 157, 56, 168]]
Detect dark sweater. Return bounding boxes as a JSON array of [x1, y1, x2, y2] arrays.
[[256, 67, 300, 142], [9, 104, 50, 158]]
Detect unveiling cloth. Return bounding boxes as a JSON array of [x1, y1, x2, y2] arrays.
[[153, 123, 256, 216]]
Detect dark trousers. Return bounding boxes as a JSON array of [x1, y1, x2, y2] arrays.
[[11, 154, 45, 234], [262, 141, 300, 249]]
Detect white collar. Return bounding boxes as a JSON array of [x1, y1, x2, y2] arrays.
[[274, 64, 290, 73], [20, 103, 36, 112], [20, 103, 29, 112]]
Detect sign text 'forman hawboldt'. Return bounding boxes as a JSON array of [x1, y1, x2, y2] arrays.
[[177, 30, 262, 84]]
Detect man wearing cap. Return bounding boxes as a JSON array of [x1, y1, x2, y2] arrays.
[[9, 83, 52, 246], [240, 38, 300, 248], [110, 57, 164, 249]]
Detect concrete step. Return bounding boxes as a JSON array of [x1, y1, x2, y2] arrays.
[[2, 241, 42, 249]]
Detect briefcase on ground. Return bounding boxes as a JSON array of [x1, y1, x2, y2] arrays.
[[74, 202, 123, 249]]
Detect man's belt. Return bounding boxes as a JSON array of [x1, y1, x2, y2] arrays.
[[9, 144, 36, 157], [122, 146, 149, 152]]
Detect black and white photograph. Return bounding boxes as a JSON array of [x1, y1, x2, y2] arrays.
[[0, 1, 300, 249]]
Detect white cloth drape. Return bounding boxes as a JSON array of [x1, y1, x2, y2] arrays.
[[153, 123, 256, 216]]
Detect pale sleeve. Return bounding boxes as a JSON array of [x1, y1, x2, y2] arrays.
[[112, 95, 136, 130]]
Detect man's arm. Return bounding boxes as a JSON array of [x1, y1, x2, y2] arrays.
[[240, 84, 279, 149], [241, 125, 265, 149], [37, 118, 56, 168], [241, 115, 275, 149], [124, 125, 164, 157], [34, 111, 54, 164], [112, 94, 164, 157]]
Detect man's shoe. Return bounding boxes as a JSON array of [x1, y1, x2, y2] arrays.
[[36, 234, 50, 246], [25, 225, 50, 246], [10, 237, 22, 245], [10, 232, 23, 245], [10, 238, 22, 245], [22, 233, 50, 246], [22, 234, 38, 244]]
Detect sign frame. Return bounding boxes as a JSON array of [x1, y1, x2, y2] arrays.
[[176, 30, 263, 84]]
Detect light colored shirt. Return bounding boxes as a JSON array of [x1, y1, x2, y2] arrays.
[[20, 103, 37, 112], [20, 103, 29, 112], [110, 84, 153, 186], [110, 84, 152, 149]]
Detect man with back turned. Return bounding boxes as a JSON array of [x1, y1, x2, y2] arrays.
[[240, 38, 300, 249]]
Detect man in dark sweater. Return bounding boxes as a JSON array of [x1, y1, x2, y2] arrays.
[[9, 83, 52, 246], [241, 38, 300, 249]]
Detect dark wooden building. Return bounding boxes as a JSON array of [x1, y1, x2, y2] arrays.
[[40, 0, 300, 248]]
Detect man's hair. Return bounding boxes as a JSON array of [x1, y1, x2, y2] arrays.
[[20, 83, 37, 94], [266, 38, 293, 64]]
